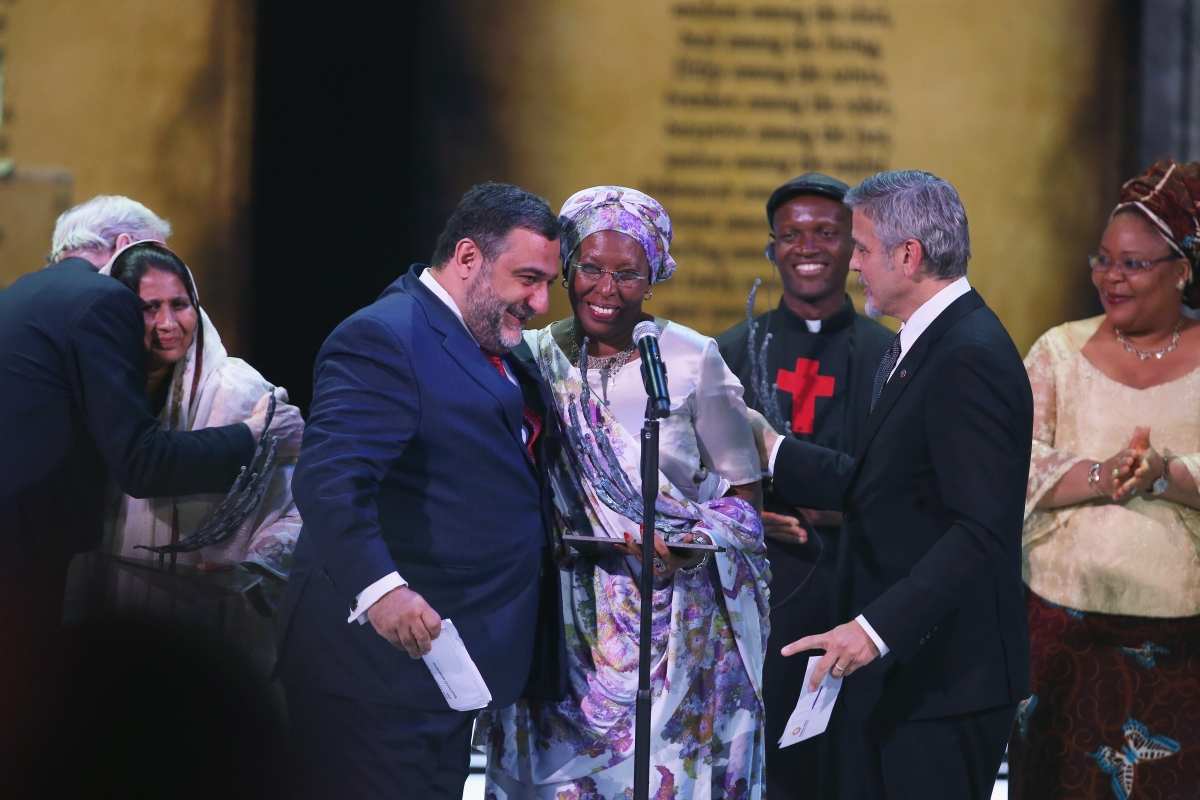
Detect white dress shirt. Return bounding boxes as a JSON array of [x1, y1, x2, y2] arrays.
[[765, 276, 972, 656], [349, 267, 517, 625], [887, 276, 971, 381], [421, 268, 471, 338]]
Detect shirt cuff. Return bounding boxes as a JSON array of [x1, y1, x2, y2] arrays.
[[855, 614, 890, 657], [767, 435, 786, 476], [349, 571, 407, 625]]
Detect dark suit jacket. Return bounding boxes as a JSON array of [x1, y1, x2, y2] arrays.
[[772, 290, 1033, 723], [718, 295, 895, 576], [0, 259, 255, 621], [275, 264, 565, 711]]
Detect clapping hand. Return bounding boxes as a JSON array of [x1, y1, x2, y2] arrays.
[[1078, 436, 1141, 503], [1112, 426, 1164, 500]]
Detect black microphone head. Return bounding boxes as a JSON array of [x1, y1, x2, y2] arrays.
[[633, 321, 661, 343]]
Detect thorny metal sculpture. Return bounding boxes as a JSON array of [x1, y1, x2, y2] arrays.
[[745, 279, 790, 435], [559, 337, 697, 539], [745, 279, 825, 610], [137, 390, 280, 555]]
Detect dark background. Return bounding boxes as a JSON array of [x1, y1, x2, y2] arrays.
[[251, 0, 504, 413]]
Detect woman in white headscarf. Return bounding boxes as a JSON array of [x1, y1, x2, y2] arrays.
[[101, 242, 300, 661], [481, 187, 769, 800]]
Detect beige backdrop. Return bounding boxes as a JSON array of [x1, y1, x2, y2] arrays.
[[0, 0, 254, 352], [1, 1, 1124, 356], [461, 0, 1125, 352]]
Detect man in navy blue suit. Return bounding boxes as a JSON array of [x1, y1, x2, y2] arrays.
[[276, 183, 567, 799]]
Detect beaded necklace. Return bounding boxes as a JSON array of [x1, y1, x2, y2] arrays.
[[1115, 320, 1182, 361]]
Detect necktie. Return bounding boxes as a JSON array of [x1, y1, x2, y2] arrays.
[[870, 333, 903, 412], [483, 351, 543, 464]]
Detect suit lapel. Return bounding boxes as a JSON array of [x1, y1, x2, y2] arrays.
[[509, 340, 560, 553], [852, 290, 985, 463], [509, 340, 552, 424], [509, 340, 555, 473], [408, 269, 527, 444]]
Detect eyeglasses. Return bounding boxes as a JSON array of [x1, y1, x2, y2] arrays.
[[573, 262, 648, 289], [1087, 253, 1180, 275]]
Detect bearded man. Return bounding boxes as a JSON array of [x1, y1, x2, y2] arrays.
[[276, 183, 567, 799]]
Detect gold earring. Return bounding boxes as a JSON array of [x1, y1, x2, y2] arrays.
[[644, 291, 653, 300]]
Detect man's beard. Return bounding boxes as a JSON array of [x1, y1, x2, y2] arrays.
[[859, 275, 884, 318], [463, 264, 535, 354], [863, 294, 884, 318]]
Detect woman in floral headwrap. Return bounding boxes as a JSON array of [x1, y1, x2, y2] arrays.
[[1009, 159, 1200, 799], [481, 187, 769, 799]]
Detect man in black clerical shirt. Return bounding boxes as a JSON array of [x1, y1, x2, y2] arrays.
[[717, 173, 893, 800]]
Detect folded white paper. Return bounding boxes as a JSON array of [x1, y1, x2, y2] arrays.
[[422, 619, 492, 711], [778, 656, 842, 748]]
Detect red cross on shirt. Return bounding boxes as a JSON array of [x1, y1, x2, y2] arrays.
[[776, 357, 835, 435]]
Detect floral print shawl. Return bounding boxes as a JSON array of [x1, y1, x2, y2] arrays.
[[480, 328, 769, 800]]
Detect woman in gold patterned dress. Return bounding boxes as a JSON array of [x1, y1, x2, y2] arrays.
[[1009, 158, 1200, 799]]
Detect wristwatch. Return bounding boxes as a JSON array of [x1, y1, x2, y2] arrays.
[[1152, 456, 1171, 495]]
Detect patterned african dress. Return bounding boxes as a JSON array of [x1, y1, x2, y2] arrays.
[[1010, 316, 1200, 800], [479, 323, 769, 800]]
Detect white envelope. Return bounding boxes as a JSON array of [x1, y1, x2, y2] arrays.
[[422, 619, 492, 711], [778, 655, 842, 747]]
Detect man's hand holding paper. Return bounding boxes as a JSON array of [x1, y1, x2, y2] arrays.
[[368, 585, 443, 659], [783, 618, 880, 691], [778, 656, 843, 748], [422, 620, 492, 712]]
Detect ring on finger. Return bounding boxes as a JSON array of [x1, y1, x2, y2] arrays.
[[653, 557, 666, 573], [832, 663, 846, 674]]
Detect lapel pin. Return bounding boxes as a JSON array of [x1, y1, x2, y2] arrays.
[[899, 369, 907, 378]]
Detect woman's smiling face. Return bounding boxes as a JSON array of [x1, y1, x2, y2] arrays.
[[139, 268, 198, 373], [568, 230, 652, 346], [1093, 211, 1190, 333]]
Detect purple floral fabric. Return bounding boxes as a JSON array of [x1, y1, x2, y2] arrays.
[[558, 186, 677, 283], [479, 328, 769, 800]]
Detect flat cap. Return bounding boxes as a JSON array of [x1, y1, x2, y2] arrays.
[[766, 173, 851, 225]]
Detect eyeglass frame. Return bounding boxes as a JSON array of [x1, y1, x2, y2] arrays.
[[1087, 252, 1182, 276], [570, 260, 649, 289]]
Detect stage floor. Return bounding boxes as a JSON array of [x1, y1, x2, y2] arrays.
[[460, 751, 1010, 798]]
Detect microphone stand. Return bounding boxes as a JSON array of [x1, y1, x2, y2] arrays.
[[635, 397, 665, 800]]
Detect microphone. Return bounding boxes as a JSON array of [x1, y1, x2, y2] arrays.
[[633, 321, 671, 419]]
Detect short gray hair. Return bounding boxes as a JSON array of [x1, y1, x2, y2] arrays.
[[844, 170, 970, 279], [49, 195, 172, 263]]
